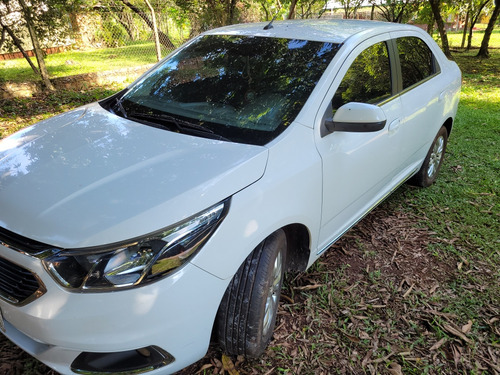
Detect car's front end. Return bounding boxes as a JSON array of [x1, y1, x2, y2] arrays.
[[0, 101, 269, 374], [0, 240, 227, 374]]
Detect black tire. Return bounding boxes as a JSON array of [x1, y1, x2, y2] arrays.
[[409, 126, 448, 187], [216, 229, 286, 357]]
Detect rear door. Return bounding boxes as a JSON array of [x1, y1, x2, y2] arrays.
[[390, 33, 447, 171]]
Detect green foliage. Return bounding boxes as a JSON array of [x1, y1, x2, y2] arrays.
[[0, 0, 76, 52], [96, 16, 129, 47], [335, 41, 391, 108], [373, 0, 420, 23]]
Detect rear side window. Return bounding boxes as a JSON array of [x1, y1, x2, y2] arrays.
[[397, 37, 438, 89], [332, 41, 391, 110]]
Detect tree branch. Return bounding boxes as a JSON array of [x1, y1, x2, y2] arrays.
[[0, 23, 40, 76], [120, 0, 175, 49]]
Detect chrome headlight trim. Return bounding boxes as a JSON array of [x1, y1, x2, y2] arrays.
[[42, 199, 230, 291]]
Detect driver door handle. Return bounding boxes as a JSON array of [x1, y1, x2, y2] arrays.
[[388, 119, 400, 133]]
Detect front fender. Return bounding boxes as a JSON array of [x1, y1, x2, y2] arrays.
[[191, 123, 322, 280]]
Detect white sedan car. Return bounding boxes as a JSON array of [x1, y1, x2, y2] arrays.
[[0, 20, 460, 374]]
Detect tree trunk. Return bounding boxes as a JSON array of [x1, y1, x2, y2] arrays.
[[227, 0, 238, 24], [467, 0, 491, 50], [467, 22, 473, 50], [116, 13, 136, 40], [428, 0, 452, 59], [69, 13, 83, 45], [261, 4, 270, 21], [143, 0, 161, 61], [477, 0, 500, 57], [287, 0, 298, 19], [461, 9, 469, 48], [1, 24, 40, 75], [426, 18, 434, 36], [0, 26, 5, 50], [18, 0, 55, 91], [120, 0, 175, 49]]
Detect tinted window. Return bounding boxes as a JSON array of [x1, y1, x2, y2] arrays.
[[116, 35, 339, 145], [332, 42, 391, 110], [397, 37, 437, 89]]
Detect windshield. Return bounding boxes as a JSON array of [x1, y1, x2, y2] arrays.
[[112, 34, 340, 145]]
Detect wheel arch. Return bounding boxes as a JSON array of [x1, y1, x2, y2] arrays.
[[443, 117, 453, 137], [281, 223, 311, 272]]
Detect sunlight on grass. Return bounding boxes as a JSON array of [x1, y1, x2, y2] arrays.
[[443, 28, 500, 49], [0, 41, 171, 82]]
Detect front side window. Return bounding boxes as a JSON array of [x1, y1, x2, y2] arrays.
[[332, 41, 391, 110], [112, 35, 340, 145], [397, 37, 438, 89]]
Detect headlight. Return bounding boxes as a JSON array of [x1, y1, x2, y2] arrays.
[[43, 200, 229, 291]]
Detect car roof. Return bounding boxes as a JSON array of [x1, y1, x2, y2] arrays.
[[204, 19, 420, 44]]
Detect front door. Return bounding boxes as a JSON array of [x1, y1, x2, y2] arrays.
[[315, 36, 405, 253]]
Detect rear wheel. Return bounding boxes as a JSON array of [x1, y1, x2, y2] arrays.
[[216, 230, 286, 357], [409, 126, 448, 187]]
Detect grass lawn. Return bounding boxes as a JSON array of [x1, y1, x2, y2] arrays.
[[0, 41, 172, 82], [0, 45, 499, 374], [442, 28, 500, 49], [1, 27, 497, 84]]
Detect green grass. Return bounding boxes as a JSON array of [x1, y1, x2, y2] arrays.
[[406, 50, 499, 262], [0, 41, 171, 82], [433, 28, 500, 50], [1, 27, 498, 84]]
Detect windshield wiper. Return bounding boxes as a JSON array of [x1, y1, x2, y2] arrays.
[[113, 97, 128, 118], [127, 112, 231, 142]]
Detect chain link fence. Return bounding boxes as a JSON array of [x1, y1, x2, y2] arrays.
[[72, 9, 186, 60], [0, 8, 188, 89]]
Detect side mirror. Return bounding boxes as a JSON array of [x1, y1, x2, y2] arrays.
[[325, 102, 387, 133]]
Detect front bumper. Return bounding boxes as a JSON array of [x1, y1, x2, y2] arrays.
[[0, 243, 227, 375]]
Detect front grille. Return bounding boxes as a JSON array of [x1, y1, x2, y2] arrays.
[[0, 226, 52, 255], [0, 257, 45, 305]]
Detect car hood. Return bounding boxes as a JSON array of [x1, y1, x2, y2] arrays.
[[0, 103, 268, 248]]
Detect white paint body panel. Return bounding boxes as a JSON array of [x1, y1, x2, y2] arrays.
[[0, 19, 461, 375], [0, 103, 268, 248]]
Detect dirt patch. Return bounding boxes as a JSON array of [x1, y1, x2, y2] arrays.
[[0, 65, 152, 100], [323, 207, 455, 290], [1, 203, 498, 375]]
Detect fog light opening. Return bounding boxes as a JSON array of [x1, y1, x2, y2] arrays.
[[70, 346, 174, 374]]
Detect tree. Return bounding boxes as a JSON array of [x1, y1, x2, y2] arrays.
[[255, 0, 326, 21], [338, 0, 364, 19], [428, 0, 452, 58], [287, 0, 328, 19], [418, 2, 436, 35], [17, 0, 54, 90], [0, 0, 72, 90], [119, 0, 175, 48], [372, 0, 420, 23], [464, 0, 491, 50], [174, 0, 242, 32], [477, 0, 500, 57], [287, 0, 299, 18]]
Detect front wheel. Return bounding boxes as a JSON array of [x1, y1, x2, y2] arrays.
[[409, 126, 448, 187], [216, 230, 286, 357]]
